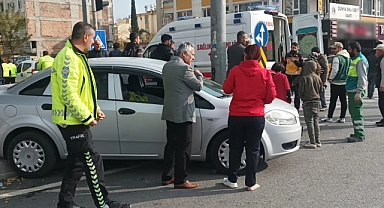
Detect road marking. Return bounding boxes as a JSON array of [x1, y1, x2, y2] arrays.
[[0, 164, 144, 200]]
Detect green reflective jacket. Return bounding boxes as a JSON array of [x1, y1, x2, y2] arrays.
[[51, 40, 99, 126], [37, 55, 54, 71]]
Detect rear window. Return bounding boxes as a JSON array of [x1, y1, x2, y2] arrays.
[[19, 77, 51, 96]]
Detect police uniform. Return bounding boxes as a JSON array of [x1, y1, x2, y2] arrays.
[[37, 55, 54, 71], [51, 40, 110, 208]]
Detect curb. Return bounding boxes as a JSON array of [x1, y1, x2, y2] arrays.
[[0, 159, 16, 180]]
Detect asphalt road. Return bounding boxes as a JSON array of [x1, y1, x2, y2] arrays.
[[1, 92, 384, 208]]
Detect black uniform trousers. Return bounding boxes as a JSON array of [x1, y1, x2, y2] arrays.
[[162, 121, 193, 185], [57, 125, 109, 208], [287, 74, 300, 110]]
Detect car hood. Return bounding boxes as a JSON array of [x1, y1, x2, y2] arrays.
[[0, 84, 16, 93], [212, 96, 299, 117]]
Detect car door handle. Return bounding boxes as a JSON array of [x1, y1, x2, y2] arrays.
[[118, 108, 135, 115], [41, 104, 52, 110]]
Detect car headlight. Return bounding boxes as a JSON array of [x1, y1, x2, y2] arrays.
[[265, 110, 297, 125]]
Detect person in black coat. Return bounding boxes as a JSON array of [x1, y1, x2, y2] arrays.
[[109, 42, 123, 57], [150, 34, 174, 61], [87, 39, 108, 58]]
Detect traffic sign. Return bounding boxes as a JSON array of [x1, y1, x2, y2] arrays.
[[91, 30, 107, 51], [254, 22, 269, 47]]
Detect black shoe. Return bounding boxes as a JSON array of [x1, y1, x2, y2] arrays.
[[347, 136, 364, 143], [107, 200, 132, 208], [376, 119, 384, 125], [377, 122, 384, 127]]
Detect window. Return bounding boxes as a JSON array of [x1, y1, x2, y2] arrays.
[[234, 1, 268, 12], [380, 0, 384, 16], [203, 8, 211, 17], [0, 3, 3, 12], [119, 73, 164, 105], [18, 0, 21, 10], [94, 71, 109, 100], [19, 77, 51, 96], [145, 16, 149, 24], [362, 0, 374, 15], [285, 0, 307, 15], [17, 64, 22, 73], [177, 10, 192, 17], [23, 63, 32, 71], [143, 45, 157, 58]]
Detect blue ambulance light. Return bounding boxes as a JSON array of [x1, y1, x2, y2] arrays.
[[234, 13, 242, 18], [169, 27, 175, 32], [195, 23, 201, 28], [249, 5, 276, 11], [233, 19, 241, 24], [177, 16, 196, 21]]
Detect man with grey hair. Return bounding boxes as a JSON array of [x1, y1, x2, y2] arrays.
[[161, 42, 203, 189]]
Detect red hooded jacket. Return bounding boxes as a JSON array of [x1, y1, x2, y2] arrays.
[[223, 60, 277, 116]]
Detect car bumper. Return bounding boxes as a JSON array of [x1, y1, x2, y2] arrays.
[[263, 123, 302, 160]]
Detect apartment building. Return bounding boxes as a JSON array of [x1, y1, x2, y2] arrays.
[[115, 11, 157, 44], [0, 0, 114, 57]]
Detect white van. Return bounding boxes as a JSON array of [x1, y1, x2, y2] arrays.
[[144, 9, 323, 78]]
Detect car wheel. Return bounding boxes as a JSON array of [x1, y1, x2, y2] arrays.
[[7, 131, 57, 178], [210, 131, 246, 175]]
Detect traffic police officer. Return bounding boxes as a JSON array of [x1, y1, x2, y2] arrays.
[[37, 51, 54, 71], [51, 22, 130, 208]]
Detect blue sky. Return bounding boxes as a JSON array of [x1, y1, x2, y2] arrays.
[[113, 0, 156, 22]]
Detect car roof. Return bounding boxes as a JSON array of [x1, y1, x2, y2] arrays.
[[18, 60, 37, 64], [89, 57, 166, 73]]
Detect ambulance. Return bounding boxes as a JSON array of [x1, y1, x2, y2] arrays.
[[144, 6, 323, 78]]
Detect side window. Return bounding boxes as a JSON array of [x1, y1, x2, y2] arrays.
[[19, 76, 51, 96], [195, 94, 215, 110], [119, 73, 164, 105], [143, 45, 157, 58], [93, 71, 109, 100], [17, 64, 22, 73], [23, 63, 32, 71]]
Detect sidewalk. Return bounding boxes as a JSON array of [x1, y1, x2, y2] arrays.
[[0, 159, 15, 180]]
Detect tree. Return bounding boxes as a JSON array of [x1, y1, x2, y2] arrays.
[[0, 9, 31, 59], [131, 0, 139, 34]]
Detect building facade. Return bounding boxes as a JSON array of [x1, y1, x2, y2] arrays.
[[115, 11, 157, 45], [0, 0, 114, 57]]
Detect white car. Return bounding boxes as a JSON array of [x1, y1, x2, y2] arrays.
[[15, 60, 38, 83], [0, 57, 301, 178]]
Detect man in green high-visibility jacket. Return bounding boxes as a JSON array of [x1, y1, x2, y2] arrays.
[[346, 41, 368, 143], [51, 22, 130, 208], [37, 51, 54, 71]]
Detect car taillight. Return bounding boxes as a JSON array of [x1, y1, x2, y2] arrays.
[[32, 69, 38, 74]]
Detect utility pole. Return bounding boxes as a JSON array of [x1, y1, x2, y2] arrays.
[[215, 0, 226, 84], [210, 0, 217, 81], [82, 0, 88, 23], [91, 0, 98, 29]]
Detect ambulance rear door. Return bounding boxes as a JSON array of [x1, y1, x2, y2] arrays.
[[292, 12, 324, 58]]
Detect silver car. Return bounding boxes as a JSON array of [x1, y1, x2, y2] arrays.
[[0, 57, 302, 178]]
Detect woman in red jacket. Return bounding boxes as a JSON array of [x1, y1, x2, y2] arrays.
[[222, 44, 276, 191]]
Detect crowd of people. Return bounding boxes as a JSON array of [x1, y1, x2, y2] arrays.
[[46, 20, 384, 207]]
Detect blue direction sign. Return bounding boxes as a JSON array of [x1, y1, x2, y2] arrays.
[[254, 22, 268, 47], [91, 30, 107, 51]]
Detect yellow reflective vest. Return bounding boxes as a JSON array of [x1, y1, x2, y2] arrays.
[[37, 55, 54, 71], [9, 63, 17, 77], [51, 40, 99, 126], [2, 63, 10, 77]]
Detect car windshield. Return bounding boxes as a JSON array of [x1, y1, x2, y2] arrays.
[[202, 77, 230, 98]]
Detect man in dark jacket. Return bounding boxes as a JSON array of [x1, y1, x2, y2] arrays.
[[87, 39, 108, 58], [367, 50, 378, 99], [0, 56, 3, 85], [311, 47, 329, 111], [227, 31, 248, 75], [109, 42, 123, 57], [150, 34, 174, 61], [374, 44, 384, 127], [298, 60, 323, 149], [123, 33, 142, 57], [285, 42, 304, 111]]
